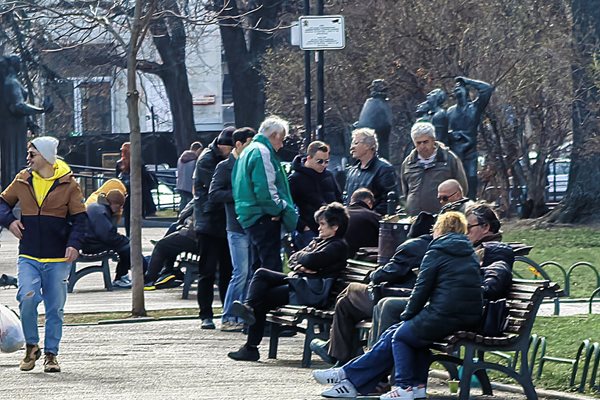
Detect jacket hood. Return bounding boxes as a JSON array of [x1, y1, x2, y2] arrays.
[[31, 159, 72, 181], [429, 232, 474, 257], [481, 241, 514, 267], [291, 154, 321, 178], [179, 150, 198, 163]]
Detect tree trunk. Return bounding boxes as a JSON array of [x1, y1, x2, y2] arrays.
[[548, 0, 600, 223], [215, 0, 281, 129], [152, 0, 194, 153], [127, 0, 147, 317]]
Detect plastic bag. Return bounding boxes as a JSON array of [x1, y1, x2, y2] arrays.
[[0, 305, 25, 353]]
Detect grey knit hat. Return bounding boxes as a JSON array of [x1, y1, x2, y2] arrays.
[[31, 136, 59, 165]]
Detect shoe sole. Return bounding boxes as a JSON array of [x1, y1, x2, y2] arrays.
[[144, 286, 156, 291], [231, 302, 256, 326], [44, 366, 61, 373], [227, 353, 259, 362], [155, 274, 175, 286]]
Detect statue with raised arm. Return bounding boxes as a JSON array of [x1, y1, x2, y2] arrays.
[[415, 88, 448, 144], [0, 55, 53, 189], [353, 79, 394, 160], [446, 76, 493, 199]]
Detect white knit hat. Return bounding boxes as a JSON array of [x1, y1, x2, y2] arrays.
[[31, 136, 59, 165]]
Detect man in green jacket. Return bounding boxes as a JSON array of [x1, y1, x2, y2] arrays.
[[232, 115, 298, 272]]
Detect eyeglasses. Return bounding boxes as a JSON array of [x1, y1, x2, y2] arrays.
[[27, 151, 39, 159], [467, 223, 483, 231], [315, 159, 330, 165], [437, 191, 458, 202]]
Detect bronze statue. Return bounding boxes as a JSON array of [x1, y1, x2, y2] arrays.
[[446, 76, 493, 199], [353, 79, 393, 160], [415, 88, 448, 143], [0, 55, 53, 189]]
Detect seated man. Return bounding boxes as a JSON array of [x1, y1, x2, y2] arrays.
[[344, 188, 380, 258], [437, 179, 473, 214], [144, 199, 197, 289], [82, 189, 131, 288], [311, 223, 433, 366]]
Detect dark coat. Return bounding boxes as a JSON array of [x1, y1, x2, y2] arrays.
[[208, 154, 243, 234], [401, 232, 483, 341], [344, 201, 380, 258], [288, 155, 342, 233], [289, 236, 348, 279], [194, 138, 228, 237], [370, 234, 432, 286], [83, 198, 130, 252], [344, 156, 398, 215], [480, 241, 514, 301]]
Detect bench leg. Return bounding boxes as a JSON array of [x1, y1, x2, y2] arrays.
[[181, 262, 196, 299], [102, 258, 113, 291], [458, 346, 475, 400], [268, 322, 281, 359], [302, 320, 318, 368]]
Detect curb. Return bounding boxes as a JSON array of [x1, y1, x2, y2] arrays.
[[430, 370, 598, 400]]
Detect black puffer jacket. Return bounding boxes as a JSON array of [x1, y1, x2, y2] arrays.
[[344, 156, 398, 215], [288, 155, 342, 233], [480, 241, 514, 301], [194, 138, 228, 237], [401, 232, 483, 341], [289, 236, 348, 279], [370, 234, 432, 286]]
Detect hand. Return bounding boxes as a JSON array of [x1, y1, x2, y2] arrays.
[[271, 215, 281, 221], [303, 226, 311, 232], [297, 266, 317, 274], [65, 247, 79, 263], [8, 220, 24, 240]]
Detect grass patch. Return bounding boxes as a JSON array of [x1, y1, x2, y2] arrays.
[[485, 314, 600, 397], [503, 226, 600, 298]]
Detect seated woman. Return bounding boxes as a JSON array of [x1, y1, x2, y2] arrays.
[[227, 202, 349, 362], [313, 211, 483, 399]]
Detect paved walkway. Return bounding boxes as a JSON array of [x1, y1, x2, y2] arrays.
[[0, 225, 597, 399]]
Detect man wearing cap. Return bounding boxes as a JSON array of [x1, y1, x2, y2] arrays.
[[194, 127, 234, 329], [82, 189, 132, 288], [0, 136, 87, 373]]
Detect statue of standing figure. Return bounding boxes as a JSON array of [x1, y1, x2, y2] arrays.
[[353, 79, 394, 160], [446, 76, 494, 199], [0, 55, 53, 189], [415, 88, 448, 143]]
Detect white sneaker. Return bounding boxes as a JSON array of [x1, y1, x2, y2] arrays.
[[112, 278, 132, 288], [313, 368, 345, 384], [121, 275, 132, 284], [413, 386, 426, 399], [380, 386, 414, 400], [321, 379, 358, 398]]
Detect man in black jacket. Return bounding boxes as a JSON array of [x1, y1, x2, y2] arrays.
[[194, 127, 234, 329], [289, 141, 342, 249], [344, 128, 398, 215], [344, 188, 380, 258], [82, 190, 131, 288]]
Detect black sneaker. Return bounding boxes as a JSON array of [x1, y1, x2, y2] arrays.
[[0, 274, 18, 288], [201, 318, 216, 329], [227, 345, 259, 362], [231, 301, 256, 326]]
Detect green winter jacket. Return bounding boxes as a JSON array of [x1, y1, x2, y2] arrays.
[[232, 134, 298, 232]]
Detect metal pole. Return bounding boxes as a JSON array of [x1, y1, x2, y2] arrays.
[[303, 0, 312, 145], [316, 0, 325, 141]]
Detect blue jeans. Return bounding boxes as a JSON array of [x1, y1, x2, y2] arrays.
[[391, 321, 432, 388], [17, 257, 71, 355], [222, 231, 252, 323]]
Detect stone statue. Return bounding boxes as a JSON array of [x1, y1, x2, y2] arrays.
[[353, 79, 394, 160], [415, 88, 448, 143], [446, 76, 493, 199], [0, 55, 53, 189]]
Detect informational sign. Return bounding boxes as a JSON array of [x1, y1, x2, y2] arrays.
[[299, 15, 345, 50]]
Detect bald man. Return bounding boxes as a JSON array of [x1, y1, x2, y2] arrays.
[[437, 179, 473, 214]]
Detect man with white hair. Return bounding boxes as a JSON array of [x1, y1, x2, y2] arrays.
[[344, 128, 398, 215], [232, 116, 298, 273], [401, 122, 467, 216]]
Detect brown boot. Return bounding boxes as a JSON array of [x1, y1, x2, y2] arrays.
[[19, 344, 41, 371], [43, 353, 61, 373]]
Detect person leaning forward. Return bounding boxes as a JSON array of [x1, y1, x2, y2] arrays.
[[0, 136, 87, 373]]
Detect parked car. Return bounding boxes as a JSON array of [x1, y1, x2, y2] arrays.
[[546, 158, 570, 202]]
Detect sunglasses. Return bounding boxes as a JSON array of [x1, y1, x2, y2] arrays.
[[315, 159, 330, 165], [467, 223, 483, 231], [437, 191, 458, 202], [27, 151, 39, 159]]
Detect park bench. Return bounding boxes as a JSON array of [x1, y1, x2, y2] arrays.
[[68, 250, 119, 293], [178, 252, 200, 299], [429, 278, 561, 399], [266, 258, 378, 367]]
